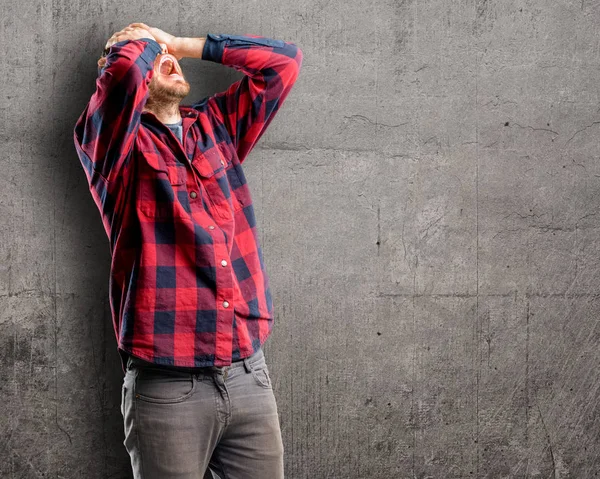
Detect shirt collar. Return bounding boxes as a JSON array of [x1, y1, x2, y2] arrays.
[[141, 106, 198, 118]]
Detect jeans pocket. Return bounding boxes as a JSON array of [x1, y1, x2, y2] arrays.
[[133, 368, 196, 404], [251, 363, 272, 389]]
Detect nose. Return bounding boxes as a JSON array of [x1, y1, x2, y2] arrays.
[[159, 42, 168, 54]]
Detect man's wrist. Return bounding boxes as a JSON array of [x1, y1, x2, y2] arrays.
[[173, 37, 207, 59]]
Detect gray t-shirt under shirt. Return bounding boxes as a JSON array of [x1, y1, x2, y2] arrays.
[[164, 119, 183, 144]]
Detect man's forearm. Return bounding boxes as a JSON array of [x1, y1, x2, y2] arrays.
[[174, 37, 207, 59], [189, 33, 302, 162]]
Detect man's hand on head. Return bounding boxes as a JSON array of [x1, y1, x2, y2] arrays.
[[97, 25, 158, 69], [128, 23, 184, 60]]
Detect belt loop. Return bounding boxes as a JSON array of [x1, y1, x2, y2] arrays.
[[243, 357, 252, 373]]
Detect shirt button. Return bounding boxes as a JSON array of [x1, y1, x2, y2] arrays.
[[208, 225, 215, 230], [223, 301, 230, 308], [221, 260, 228, 267], [190, 191, 197, 199], [220, 160, 225, 166]]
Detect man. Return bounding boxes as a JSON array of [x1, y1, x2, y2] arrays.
[[73, 22, 302, 479]]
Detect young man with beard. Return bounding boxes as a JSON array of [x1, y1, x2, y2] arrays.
[[74, 23, 302, 479]]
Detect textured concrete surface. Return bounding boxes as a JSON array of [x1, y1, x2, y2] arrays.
[[2, 0, 600, 477]]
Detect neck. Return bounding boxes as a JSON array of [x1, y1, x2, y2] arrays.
[[143, 100, 181, 125]]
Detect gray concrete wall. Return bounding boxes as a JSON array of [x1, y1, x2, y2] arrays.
[[2, 0, 600, 477]]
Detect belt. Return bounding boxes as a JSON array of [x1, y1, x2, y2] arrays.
[[125, 349, 262, 377]]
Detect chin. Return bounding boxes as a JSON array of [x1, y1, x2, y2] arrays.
[[149, 77, 191, 102], [163, 77, 191, 95], [169, 84, 191, 98]]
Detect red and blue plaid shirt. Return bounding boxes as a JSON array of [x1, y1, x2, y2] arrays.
[[73, 33, 303, 370]]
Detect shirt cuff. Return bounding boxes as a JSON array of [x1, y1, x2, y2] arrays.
[[202, 33, 227, 63], [97, 38, 162, 77], [137, 37, 163, 65]]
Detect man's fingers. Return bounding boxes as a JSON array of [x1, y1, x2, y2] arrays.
[[105, 34, 120, 50], [129, 22, 151, 30]]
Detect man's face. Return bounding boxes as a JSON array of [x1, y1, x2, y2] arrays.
[[148, 53, 191, 102]]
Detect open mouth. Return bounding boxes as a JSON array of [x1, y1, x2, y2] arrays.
[[158, 56, 183, 79]]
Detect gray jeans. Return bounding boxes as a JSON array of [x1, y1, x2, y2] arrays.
[[121, 349, 284, 479]]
